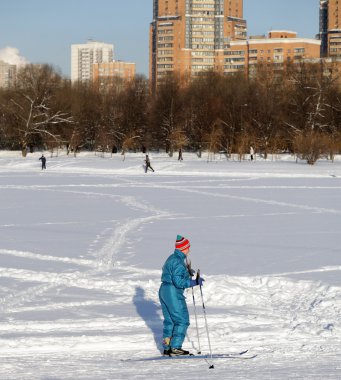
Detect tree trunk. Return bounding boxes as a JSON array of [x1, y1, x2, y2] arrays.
[[21, 142, 28, 157]]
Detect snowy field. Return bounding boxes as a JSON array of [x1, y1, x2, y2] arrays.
[[0, 151, 340, 379]]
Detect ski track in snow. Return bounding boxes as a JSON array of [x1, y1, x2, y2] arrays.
[[142, 183, 341, 215], [0, 153, 341, 378]]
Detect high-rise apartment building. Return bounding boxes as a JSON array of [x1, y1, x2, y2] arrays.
[[71, 40, 114, 83], [0, 60, 16, 88], [150, 0, 246, 89], [150, 1, 322, 88], [319, 0, 329, 56], [319, 0, 341, 57]]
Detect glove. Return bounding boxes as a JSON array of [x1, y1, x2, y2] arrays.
[[190, 277, 205, 287], [188, 268, 196, 277]]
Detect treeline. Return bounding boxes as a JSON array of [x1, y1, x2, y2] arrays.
[[1, 61, 341, 164]]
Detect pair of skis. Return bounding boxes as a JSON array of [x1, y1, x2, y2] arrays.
[[123, 350, 257, 362]]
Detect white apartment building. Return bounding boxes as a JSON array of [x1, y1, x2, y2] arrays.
[[71, 40, 114, 83], [0, 60, 16, 88]]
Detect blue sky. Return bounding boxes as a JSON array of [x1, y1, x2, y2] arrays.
[[0, 0, 318, 78]]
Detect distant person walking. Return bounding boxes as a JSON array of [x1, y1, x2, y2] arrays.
[[39, 154, 46, 170], [178, 148, 183, 161], [144, 155, 155, 173], [250, 146, 254, 161]]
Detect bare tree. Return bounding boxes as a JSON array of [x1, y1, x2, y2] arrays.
[[3, 65, 73, 156], [293, 130, 328, 165], [118, 76, 148, 153], [121, 132, 141, 161], [169, 127, 189, 153], [203, 119, 225, 162], [71, 82, 102, 152], [183, 72, 227, 157], [149, 74, 183, 154], [285, 62, 337, 164], [246, 64, 284, 159]]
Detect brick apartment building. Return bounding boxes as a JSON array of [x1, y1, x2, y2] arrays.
[[150, 0, 245, 88], [93, 61, 136, 86], [224, 31, 321, 76], [150, 0, 322, 88], [320, 0, 341, 57]]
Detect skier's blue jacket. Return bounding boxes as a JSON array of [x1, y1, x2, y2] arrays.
[[159, 249, 191, 349], [161, 249, 191, 289]]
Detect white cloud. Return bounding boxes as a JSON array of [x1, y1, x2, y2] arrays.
[[0, 46, 29, 66]]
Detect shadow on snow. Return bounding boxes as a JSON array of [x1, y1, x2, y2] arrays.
[[133, 286, 163, 353]]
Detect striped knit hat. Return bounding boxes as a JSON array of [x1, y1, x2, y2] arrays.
[[175, 235, 190, 251]]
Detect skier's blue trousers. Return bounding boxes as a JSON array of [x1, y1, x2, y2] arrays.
[[159, 283, 189, 349]]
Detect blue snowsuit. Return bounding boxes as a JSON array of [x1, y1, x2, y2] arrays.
[[159, 249, 191, 350]]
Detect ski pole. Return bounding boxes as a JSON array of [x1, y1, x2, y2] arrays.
[[197, 269, 214, 368], [186, 257, 202, 354], [190, 285, 202, 354]]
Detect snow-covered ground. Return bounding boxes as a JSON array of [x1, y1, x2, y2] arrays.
[[0, 151, 340, 379]]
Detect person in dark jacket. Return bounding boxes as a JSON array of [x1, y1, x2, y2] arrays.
[[39, 154, 46, 170], [178, 148, 183, 161], [144, 154, 154, 173], [159, 235, 204, 356]]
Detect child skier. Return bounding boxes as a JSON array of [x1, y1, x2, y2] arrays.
[[159, 235, 204, 356]]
